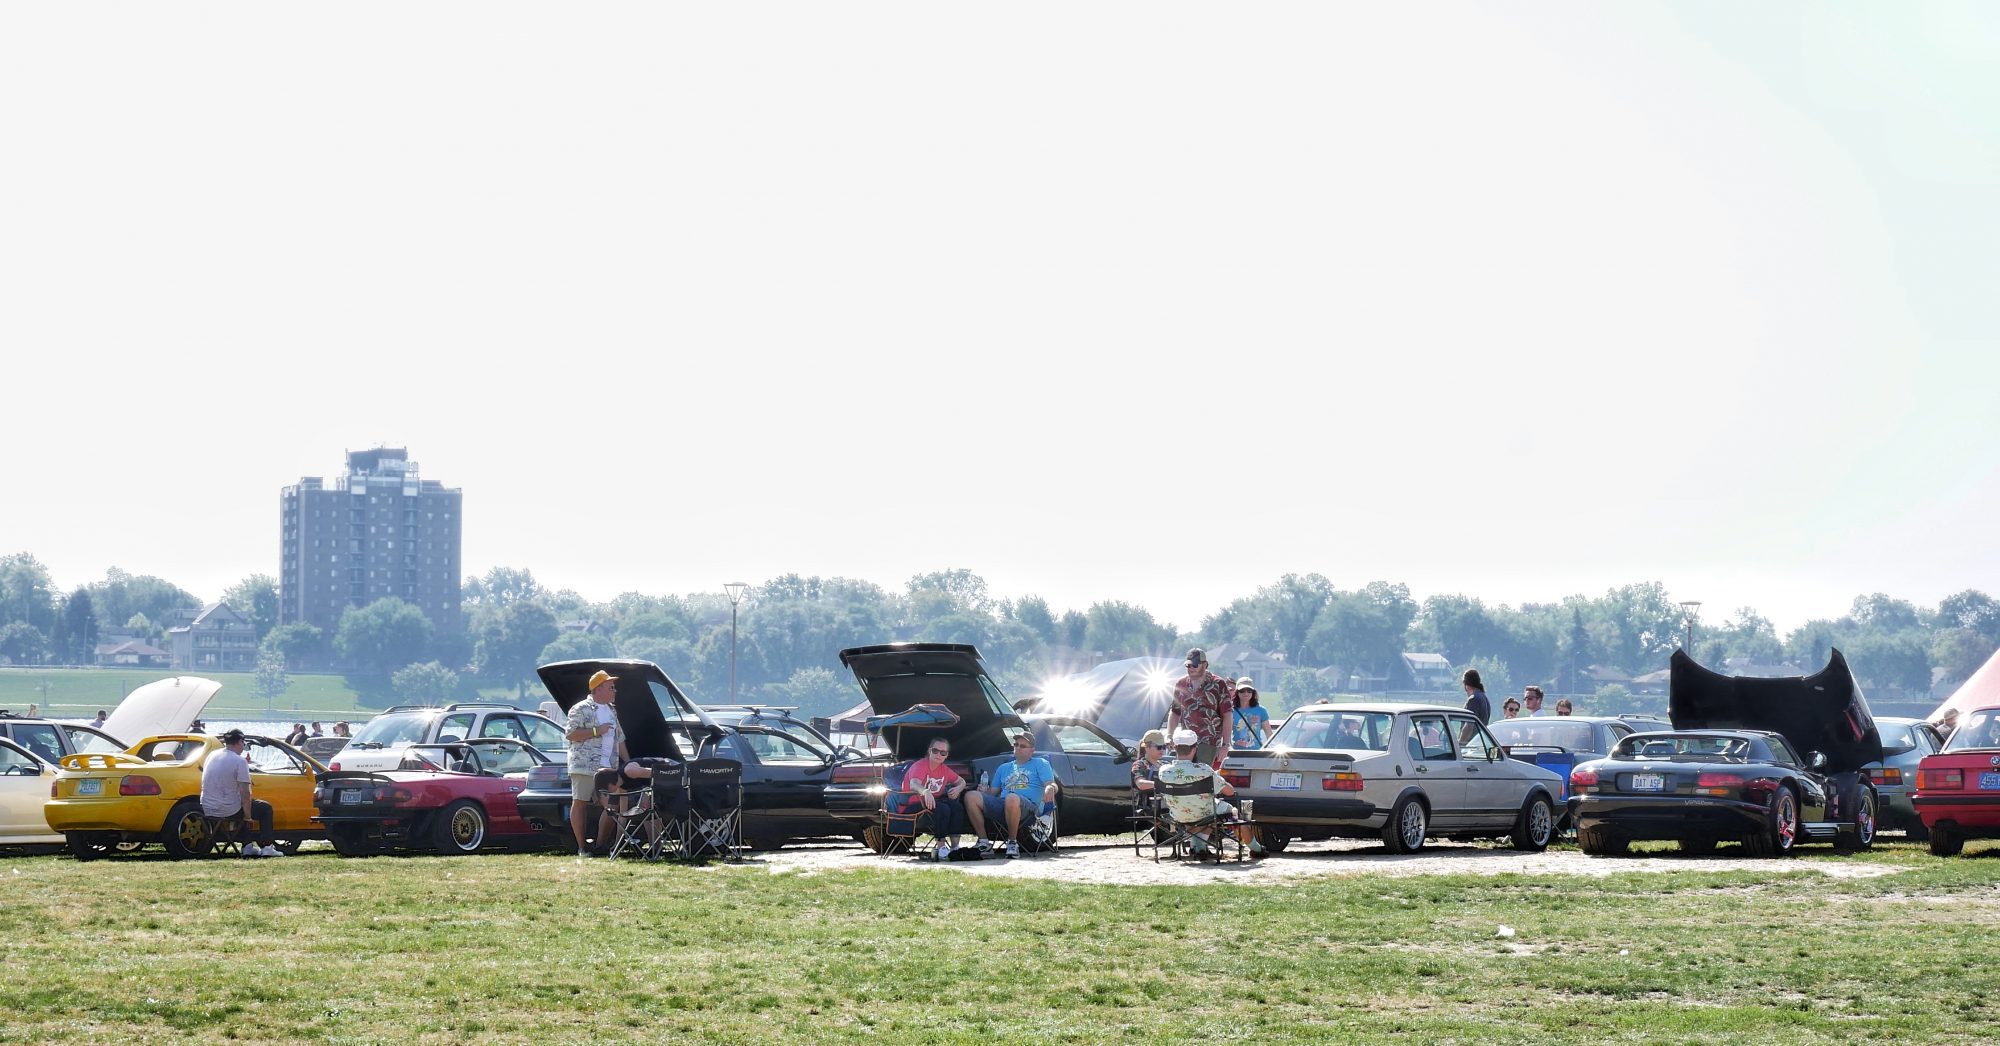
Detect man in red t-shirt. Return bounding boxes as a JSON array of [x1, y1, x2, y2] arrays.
[[900, 736, 972, 860], [1167, 648, 1236, 768]]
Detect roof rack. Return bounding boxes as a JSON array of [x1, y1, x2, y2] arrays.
[[381, 702, 520, 714], [702, 704, 799, 715]]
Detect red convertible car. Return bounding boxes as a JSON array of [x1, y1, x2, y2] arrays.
[[313, 738, 557, 856], [1913, 705, 2000, 856]]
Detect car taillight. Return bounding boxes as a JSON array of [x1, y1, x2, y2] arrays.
[[1696, 773, 1745, 788], [1920, 768, 1963, 790], [831, 764, 883, 785], [1570, 768, 1599, 789], [119, 776, 161, 796], [378, 786, 415, 804], [1222, 772, 1251, 788], [1869, 767, 1902, 785], [1322, 772, 1364, 791], [328, 761, 341, 772]]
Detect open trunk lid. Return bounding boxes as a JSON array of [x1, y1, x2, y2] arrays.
[[838, 643, 1025, 760], [1669, 649, 1883, 773]]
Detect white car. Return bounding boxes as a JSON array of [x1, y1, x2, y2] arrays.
[[0, 737, 63, 850], [1221, 703, 1562, 854]]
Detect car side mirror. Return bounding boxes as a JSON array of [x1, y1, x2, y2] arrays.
[[1113, 750, 1133, 765], [1807, 751, 1829, 771]]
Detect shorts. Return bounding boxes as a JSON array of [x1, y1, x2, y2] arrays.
[[570, 773, 598, 802], [977, 791, 1046, 822], [1194, 741, 1219, 766]]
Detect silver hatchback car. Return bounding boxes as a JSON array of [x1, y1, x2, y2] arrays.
[[1221, 703, 1563, 854]]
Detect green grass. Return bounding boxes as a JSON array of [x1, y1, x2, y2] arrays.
[[2, 839, 1997, 1043]]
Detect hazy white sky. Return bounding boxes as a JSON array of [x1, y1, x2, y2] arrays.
[[3, 3, 1996, 635]]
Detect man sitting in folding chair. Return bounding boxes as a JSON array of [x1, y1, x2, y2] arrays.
[[598, 757, 681, 859], [890, 736, 971, 861], [1155, 729, 1263, 861], [968, 732, 1058, 858]]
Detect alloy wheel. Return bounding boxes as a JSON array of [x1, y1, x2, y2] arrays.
[[1529, 801, 1553, 846], [1775, 790, 1797, 850], [1399, 802, 1425, 850]]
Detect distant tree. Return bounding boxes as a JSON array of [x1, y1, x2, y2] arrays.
[[1057, 610, 1087, 650], [1081, 601, 1174, 658], [1784, 619, 1841, 670], [1558, 605, 1590, 694], [1460, 657, 1511, 701], [905, 569, 993, 616], [58, 587, 99, 664], [1695, 606, 1783, 665], [261, 622, 326, 670], [1932, 629, 1994, 687], [335, 598, 434, 676], [471, 601, 559, 698], [1301, 582, 1417, 674], [1848, 593, 1923, 634], [0, 553, 58, 633], [250, 650, 291, 708], [768, 666, 858, 719], [391, 661, 460, 706], [88, 568, 199, 636], [222, 574, 280, 638], [124, 612, 162, 645], [1843, 630, 1932, 693], [0, 622, 49, 665], [1012, 596, 1057, 646], [1937, 590, 2000, 647], [617, 635, 699, 686], [539, 629, 619, 664], [461, 567, 544, 610], [1590, 683, 1639, 715]]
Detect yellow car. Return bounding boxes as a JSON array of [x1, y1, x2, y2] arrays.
[[47, 734, 327, 860]]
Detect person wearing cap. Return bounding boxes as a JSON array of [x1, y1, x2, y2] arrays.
[[564, 669, 628, 857], [1166, 648, 1236, 768], [1155, 728, 1262, 856], [1231, 679, 1273, 749], [1521, 686, 1548, 717], [200, 729, 282, 858], [967, 731, 1058, 858], [1131, 729, 1171, 793]]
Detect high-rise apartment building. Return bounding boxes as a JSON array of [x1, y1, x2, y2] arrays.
[[279, 448, 462, 636]]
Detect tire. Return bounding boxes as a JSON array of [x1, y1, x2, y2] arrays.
[[1381, 795, 1427, 854], [1511, 795, 1556, 852], [1929, 827, 1964, 857], [160, 800, 213, 860], [1744, 786, 1799, 858], [327, 825, 379, 857], [861, 824, 889, 854], [1578, 825, 1628, 856], [1257, 826, 1292, 853], [430, 800, 487, 855], [746, 833, 785, 852], [1678, 836, 1717, 856], [1903, 819, 1931, 843], [1836, 786, 1876, 851], [66, 832, 116, 861]]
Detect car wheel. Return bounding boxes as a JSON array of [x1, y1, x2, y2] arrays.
[[327, 825, 379, 857], [1382, 795, 1427, 854], [1257, 826, 1291, 853], [1928, 827, 1964, 857], [1577, 825, 1628, 856], [431, 800, 487, 855], [66, 832, 116, 861], [1678, 836, 1717, 856], [861, 824, 889, 854], [1511, 794, 1555, 852], [1745, 786, 1798, 858], [1836, 786, 1876, 851], [160, 800, 213, 860]]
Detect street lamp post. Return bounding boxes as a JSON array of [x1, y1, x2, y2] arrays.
[[724, 582, 749, 703], [1679, 601, 1703, 655]]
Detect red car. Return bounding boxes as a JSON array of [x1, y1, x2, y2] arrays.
[[1912, 705, 2000, 856], [313, 738, 557, 856]]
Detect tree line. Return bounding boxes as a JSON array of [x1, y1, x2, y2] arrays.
[[3, 553, 1995, 719]]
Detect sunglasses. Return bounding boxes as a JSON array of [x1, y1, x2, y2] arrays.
[[928, 748, 948, 756]]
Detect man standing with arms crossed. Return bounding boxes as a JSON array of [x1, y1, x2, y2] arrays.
[[1166, 648, 1235, 768], [565, 670, 626, 857]]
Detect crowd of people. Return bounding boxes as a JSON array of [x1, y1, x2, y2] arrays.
[[1466, 672, 1579, 721], [281, 721, 351, 746]]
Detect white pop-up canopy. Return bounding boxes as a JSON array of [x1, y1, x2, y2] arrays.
[[1933, 645, 2000, 724]]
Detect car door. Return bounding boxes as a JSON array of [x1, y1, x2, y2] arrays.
[[1038, 719, 1134, 829], [244, 739, 319, 833], [10, 723, 64, 766], [734, 728, 836, 826], [1405, 714, 1467, 827], [0, 740, 54, 840], [435, 713, 475, 744], [1454, 718, 1531, 828], [515, 714, 570, 762], [464, 741, 535, 832]]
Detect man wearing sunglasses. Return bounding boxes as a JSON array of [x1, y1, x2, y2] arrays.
[[1166, 648, 1236, 768], [969, 732, 1058, 858], [901, 738, 970, 860]]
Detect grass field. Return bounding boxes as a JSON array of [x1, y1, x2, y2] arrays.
[[3, 839, 1996, 1044]]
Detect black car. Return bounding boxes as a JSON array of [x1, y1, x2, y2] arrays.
[[1567, 649, 1881, 856], [515, 661, 871, 850], [822, 642, 1141, 850]]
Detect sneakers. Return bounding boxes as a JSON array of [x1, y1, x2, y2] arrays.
[[934, 844, 952, 862], [258, 844, 286, 858], [1005, 840, 1020, 858], [240, 845, 260, 860], [976, 838, 994, 855]]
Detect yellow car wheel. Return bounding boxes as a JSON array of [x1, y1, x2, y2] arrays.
[[160, 800, 213, 860]]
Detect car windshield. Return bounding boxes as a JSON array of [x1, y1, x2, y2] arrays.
[[1611, 734, 1750, 762], [1877, 721, 1920, 749], [348, 714, 430, 748], [1943, 709, 2000, 752], [1269, 711, 1393, 752], [1489, 720, 1599, 754]]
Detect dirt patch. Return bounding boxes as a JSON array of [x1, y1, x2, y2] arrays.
[[753, 835, 1906, 887]]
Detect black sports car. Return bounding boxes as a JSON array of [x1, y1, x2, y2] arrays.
[[1566, 649, 1882, 856]]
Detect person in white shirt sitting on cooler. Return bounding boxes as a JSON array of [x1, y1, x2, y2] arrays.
[[200, 729, 284, 858]]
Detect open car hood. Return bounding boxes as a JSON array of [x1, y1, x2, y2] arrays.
[[1669, 648, 1883, 773], [839, 643, 1025, 760], [102, 676, 222, 747], [536, 659, 719, 763]]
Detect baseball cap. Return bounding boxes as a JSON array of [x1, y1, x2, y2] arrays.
[[587, 669, 618, 692], [1235, 677, 1256, 692], [220, 728, 246, 745], [1185, 648, 1207, 666], [1171, 729, 1198, 747]]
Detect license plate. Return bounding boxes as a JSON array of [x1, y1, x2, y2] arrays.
[[1982, 773, 2000, 791], [339, 789, 363, 805], [1269, 772, 1302, 791], [1631, 773, 1666, 792], [77, 778, 102, 796]]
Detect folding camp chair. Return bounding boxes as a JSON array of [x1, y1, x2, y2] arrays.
[[686, 758, 745, 862], [643, 760, 691, 862], [601, 783, 653, 860], [880, 761, 942, 859], [1153, 777, 1251, 863], [1129, 790, 1168, 857]]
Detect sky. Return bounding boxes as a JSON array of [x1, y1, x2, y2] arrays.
[[2, 3, 1997, 637]]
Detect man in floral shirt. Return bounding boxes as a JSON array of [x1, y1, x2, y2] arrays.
[[1166, 648, 1235, 768], [564, 670, 626, 857]]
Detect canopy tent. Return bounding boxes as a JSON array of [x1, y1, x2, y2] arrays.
[[1015, 656, 1182, 745], [1932, 644, 2000, 724], [813, 698, 877, 750]]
